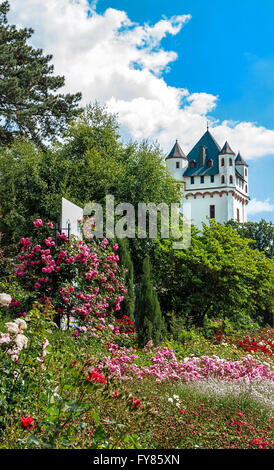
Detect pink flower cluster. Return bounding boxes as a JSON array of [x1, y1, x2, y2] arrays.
[[13, 218, 127, 321], [98, 344, 274, 383]]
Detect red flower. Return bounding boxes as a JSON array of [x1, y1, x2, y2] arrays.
[[87, 369, 106, 385], [21, 415, 36, 430], [132, 397, 141, 409]]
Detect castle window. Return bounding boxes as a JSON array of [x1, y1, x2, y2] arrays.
[[229, 175, 233, 184], [209, 205, 215, 219], [221, 175, 225, 184], [245, 168, 247, 176], [200, 176, 204, 183], [229, 158, 233, 166], [207, 159, 213, 167], [221, 158, 225, 167], [237, 208, 240, 222], [191, 176, 195, 184], [210, 175, 214, 183], [190, 160, 196, 168], [245, 185, 248, 193], [176, 161, 180, 169]]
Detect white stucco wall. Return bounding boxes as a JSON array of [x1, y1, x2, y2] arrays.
[[183, 193, 229, 228]]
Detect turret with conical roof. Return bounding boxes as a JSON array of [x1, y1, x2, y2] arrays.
[[219, 141, 235, 155], [235, 152, 248, 166], [165, 139, 188, 180], [235, 152, 248, 181], [166, 139, 187, 160]]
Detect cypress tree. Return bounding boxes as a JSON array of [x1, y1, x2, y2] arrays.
[[135, 256, 166, 347], [117, 238, 135, 320]]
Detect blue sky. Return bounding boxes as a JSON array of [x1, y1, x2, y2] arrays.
[[96, 0, 274, 222], [9, 0, 274, 222]]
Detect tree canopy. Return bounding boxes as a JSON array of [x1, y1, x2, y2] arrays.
[[153, 220, 274, 328], [225, 219, 274, 259], [0, 1, 82, 146]]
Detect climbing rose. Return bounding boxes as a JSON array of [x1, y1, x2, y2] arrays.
[[33, 219, 43, 227]]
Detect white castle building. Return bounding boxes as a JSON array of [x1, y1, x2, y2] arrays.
[[165, 128, 249, 228]]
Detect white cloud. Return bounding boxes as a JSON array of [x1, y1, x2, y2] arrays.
[[7, 0, 274, 159], [247, 198, 274, 215]]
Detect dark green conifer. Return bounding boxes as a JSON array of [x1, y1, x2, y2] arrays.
[[117, 238, 135, 320], [135, 256, 166, 347]]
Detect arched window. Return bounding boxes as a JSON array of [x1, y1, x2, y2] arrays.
[[190, 160, 196, 168], [229, 158, 233, 166], [245, 168, 247, 176], [221, 175, 225, 184], [221, 158, 225, 167], [229, 175, 233, 184], [245, 185, 248, 193], [207, 159, 213, 167]]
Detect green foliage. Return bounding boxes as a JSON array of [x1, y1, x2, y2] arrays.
[[0, 139, 50, 246], [226, 219, 274, 259], [153, 220, 274, 328], [117, 238, 135, 320], [135, 256, 166, 347], [0, 1, 81, 146]]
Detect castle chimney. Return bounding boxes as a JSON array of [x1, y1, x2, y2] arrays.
[[199, 145, 206, 166]]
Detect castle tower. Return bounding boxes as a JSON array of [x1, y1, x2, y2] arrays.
[[166, 128, 250, 228], [165, 140, 188, 181]]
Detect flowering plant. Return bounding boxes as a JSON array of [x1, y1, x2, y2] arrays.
[[11, 218, 127, 326]]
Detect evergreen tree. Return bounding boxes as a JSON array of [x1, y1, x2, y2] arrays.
[[135, 256, 166, 347], [117, 238, 135, 320], [0, 1, 82, 146]]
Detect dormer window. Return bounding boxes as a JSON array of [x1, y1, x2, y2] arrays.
[[190, 160, 196, 168], [207, 159, 213, 167]]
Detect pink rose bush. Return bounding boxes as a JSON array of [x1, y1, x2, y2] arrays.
[[97, 342, 274, 384], [10, 218, 127, 325]]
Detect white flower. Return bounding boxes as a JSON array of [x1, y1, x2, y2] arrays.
[[168, 397, 173, 403], [14, 334, 28, 350], [0, 333, 11, 345], [14, 318, 27, 331], [0, 293, 12, 306], [5, 322, 20, 335]]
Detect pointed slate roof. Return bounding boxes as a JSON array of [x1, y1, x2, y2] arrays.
[[219, 141, 235, 155], [235, 152, 248, 166], [183, 129, 221, 176], [166, 140, 187, 160]]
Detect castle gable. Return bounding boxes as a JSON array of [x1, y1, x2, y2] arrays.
[[183, 130, 221, 177]]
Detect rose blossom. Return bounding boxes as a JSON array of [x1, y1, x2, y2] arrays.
[[33, 218, 43, 227], [14, 334, 28, 350], [5, 322, 20, 335], [0, 293, 12, 306]]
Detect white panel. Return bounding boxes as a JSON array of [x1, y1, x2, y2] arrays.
[[60, 197, 83, 238]]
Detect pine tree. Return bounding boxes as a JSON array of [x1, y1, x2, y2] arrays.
[[0, 1, 82, 146], [135, 256, 166, 347], [117, 238, 135, 320]]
